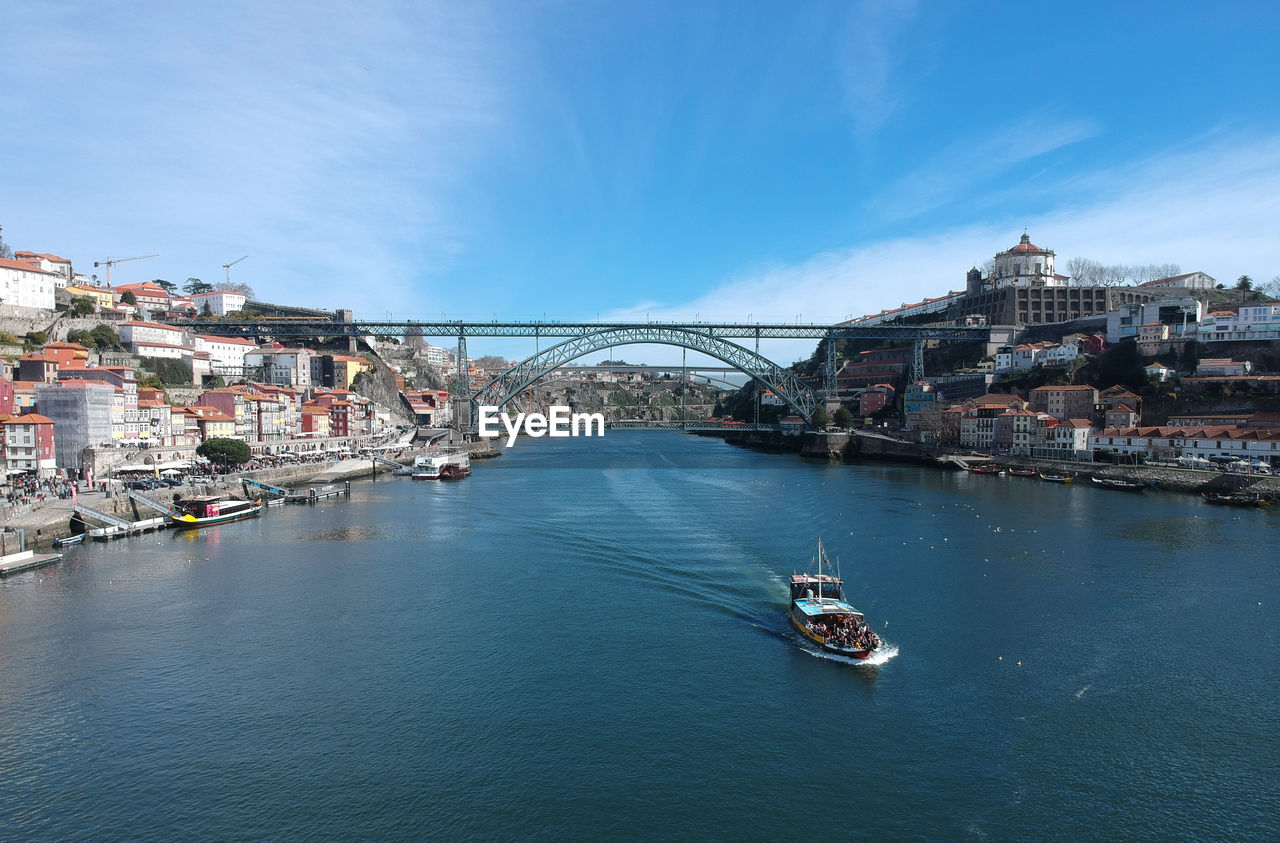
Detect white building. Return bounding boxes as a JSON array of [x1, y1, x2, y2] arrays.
[[989, 232, 1064, 289], [1138, 271, 1217, 290], [424, 344, 447, 367], [0, 257, 59, 311], [1196, 358, 1251, 377], [1198, 305, 1280, 343], [1105, 297, 1201, 343], [1091, 426, 1280, 466], [14, 251, 73, 288], [118, 321, 191, 352], [193, 334, 256, 377], [244, 347, 312, 387], [190, 290, 247, 316]]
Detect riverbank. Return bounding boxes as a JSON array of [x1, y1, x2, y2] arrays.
[[718, 428, 1280, 499], [3, 438, 501, 550]]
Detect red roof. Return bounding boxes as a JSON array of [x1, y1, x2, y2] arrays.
[[0, 257, 58, 275], [3, 413, 54, 424], [1004, 232, 1048, 254]]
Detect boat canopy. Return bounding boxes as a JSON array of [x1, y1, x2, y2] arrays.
[[792, 597, 862, 619]]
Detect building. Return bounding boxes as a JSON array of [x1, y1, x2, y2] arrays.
[[190, 289, 247, 317], [1137, 322, 1170, 356], [1033, 418, 1094, 461], [0, 257, 59, 311], [300, 405, 331, 437], [17, 353, 60, 384], [193, 334, 256, 378], [1, 413, 57, 477], [34, 380, 116, 473], [1137, 271, 1217, 290], [244, 347, 313, 387], [14, 251, 73, 287], [1145, 363, 1173, 382], [1091, 425, 1280, 466], [1196, 358, 1250, 377], [113, 282, 172, 313], [1105, 297, 1201, 344], [858, 384, 895, 416], [64, 284, 116, 310], [1029, 385, 1098, 420], [1197, 305, 1280, 343], [837, 348, 912, 393]]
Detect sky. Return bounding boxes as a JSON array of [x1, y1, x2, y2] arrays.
[[3, 1, 1280, 365]]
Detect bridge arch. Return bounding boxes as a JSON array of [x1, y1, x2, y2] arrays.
[[469, 326, 820, 426]]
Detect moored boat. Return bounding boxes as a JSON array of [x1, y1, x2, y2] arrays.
[[412, 450, 472, 480], [1039, 472, 1073, 483], [171, 496, 263, 528], [970, 464, 1004, 475], [788, 540, 881, 660], [1008, 467, 1039, 477], [1202, 491, 1270, 507], [53, 533, 86, 548], [1091, 476, 1145, 491]]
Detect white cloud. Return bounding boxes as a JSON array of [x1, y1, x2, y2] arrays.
[[599, 134, 1280, 364], [835, 0, 919, 138]]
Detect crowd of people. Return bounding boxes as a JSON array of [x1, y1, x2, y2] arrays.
[[808, 613, 881, 652], [5, 475, 77, 507]]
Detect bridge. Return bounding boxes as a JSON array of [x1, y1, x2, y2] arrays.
[[177, 317, 988, 429]]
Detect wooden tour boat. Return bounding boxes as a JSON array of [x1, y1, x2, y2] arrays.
[[1202, 491, 1270, 508], [411, 450, 472, 480], [1091, 476, 1145, 491], [1039, 472, 1073, 483], [970, 464, 1004, 475], [788, 539, 882, 660], [1008, 467, 1039, 477], [171, 496, 263, 528]]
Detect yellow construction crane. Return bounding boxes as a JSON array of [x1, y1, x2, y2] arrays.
[[222, 255, 248, 286], [93, 254, 158, 287]]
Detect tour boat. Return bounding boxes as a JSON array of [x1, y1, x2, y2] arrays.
[[1039, 472, 1073, 483], [411, 451, 472, 480], [171, 495, 263, 528], [970, 464, 1003, 475], [788, 539, 881, 660], [1202, 491, 1270, 508], [1091, 476, 1145, 491], [1008, 467, 1039, 477]]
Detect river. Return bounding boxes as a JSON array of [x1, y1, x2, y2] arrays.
[[1, 431, 1277, 839]]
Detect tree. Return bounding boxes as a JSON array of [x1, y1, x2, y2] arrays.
[[90, 324, 121, 349], [833, 407, 853, 428], [24, 330, 47, 346], [0, 224, 13, 259], [1259, 276, 1280, 299], [119, 290, 137, 305], [1236, 274, 1253, 305], [70, 296, 95, 316], [224, 281, 255, 298], [137, 373, 165, 390], [197, 437, 252, 467], [810, 405, 830, 429], [184, 277, 213, 295], [201, 301, 213, 317], [152, 279, 178, 295], [1064, 257, 1104, 286], [66, 328, 97, 348]]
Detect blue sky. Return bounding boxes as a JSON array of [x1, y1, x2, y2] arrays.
[[3, 1, 1279, 364]]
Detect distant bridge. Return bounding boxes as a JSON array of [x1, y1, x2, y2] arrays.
[[176, 317, 988, 429]]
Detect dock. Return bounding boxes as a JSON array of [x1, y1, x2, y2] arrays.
[[285, 481, 352, 504], [0, 549, 64, 578]]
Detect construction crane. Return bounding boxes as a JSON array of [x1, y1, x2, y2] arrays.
[[222, 255, 248, 286], [93, 254, 158, 287]]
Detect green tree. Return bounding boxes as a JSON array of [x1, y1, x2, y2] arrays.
[[152, 279, 178, 295], [833, 407, 853, 428], [119, 290, 137, 305], [184, 277, 213, 295], [1236, 274, 1253, 305], [137, 373, 165, 390], [70, 296, 95, 316], [810, 405, 830, 429], [90, 324, 120, 349], [66, 328, 97, 348], [197, 437, 252, 467], [0, 224, 13, 260], [201, 301, 213, 317], [24, 330, 47, 346]]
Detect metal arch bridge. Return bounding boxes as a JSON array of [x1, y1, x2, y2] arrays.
[[471, 326, 823, 427], [177, 317, 989, 427]]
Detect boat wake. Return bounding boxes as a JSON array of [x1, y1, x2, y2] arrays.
[[802, 639, 900, 667]]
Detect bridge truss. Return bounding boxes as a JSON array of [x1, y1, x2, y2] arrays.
[[177, 317, 989, 428], [470, 326, 822, 429]]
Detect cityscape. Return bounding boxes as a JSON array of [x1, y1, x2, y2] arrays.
[[2, 2, 1278, 840]]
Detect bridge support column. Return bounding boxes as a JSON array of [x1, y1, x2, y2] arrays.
[[457, 334, 471, 433], [823, 333, 838, 402], [910, 331, 924, 386]]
